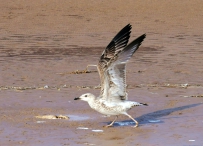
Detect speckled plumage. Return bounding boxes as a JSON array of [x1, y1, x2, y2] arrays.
[[89, 98, 144, 116], [74, 24, 148, 127]]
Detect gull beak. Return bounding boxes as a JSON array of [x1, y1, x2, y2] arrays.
[[74, 97, 80, 100]]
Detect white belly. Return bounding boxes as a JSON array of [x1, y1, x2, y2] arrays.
[[89, 100, 135, 116]]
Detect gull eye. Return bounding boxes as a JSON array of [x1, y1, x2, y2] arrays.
[[85, 95, 87, 97]]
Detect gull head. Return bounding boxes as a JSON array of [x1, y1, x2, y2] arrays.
[[74, 93, 96, 102]]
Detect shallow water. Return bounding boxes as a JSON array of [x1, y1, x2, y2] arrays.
[[68, 115, 91, 121]]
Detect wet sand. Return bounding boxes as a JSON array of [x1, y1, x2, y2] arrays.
[[0, 0, 203, 146]]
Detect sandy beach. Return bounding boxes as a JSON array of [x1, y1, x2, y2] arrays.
[[0, 0, 203, 146]]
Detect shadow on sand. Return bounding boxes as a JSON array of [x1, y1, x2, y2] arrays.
[[105, 103, 202, 127]]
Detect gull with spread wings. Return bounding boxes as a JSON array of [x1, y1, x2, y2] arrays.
[[74, 24, 147, 127]]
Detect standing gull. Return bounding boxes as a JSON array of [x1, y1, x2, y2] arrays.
[[74, 24, 147, 127]]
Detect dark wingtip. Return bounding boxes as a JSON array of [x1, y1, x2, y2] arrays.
[[126, 23, 132, 29], [141, 103, 148, 106], [138, 34, 146, 43], [104, 24, 133, 57], [74, 97, 80, 100], [121, 33, 146, 56]]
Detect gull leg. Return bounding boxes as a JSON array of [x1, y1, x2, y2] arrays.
[[125, 113, 139, 128], [104, 116, 118, 128]]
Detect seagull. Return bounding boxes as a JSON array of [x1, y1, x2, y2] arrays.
[[74, 24, 147, 127]]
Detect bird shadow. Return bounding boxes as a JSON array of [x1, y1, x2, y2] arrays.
[[103, 103, 202, 127]]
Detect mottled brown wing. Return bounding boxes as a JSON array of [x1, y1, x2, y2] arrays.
[[97, 24, 132, 98], [98, 34, 146, 102]]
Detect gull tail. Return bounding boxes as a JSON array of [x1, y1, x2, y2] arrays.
[[133, 102, 148, 106], [140, 103, 148, 106], [124, 101, 148, 110]]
